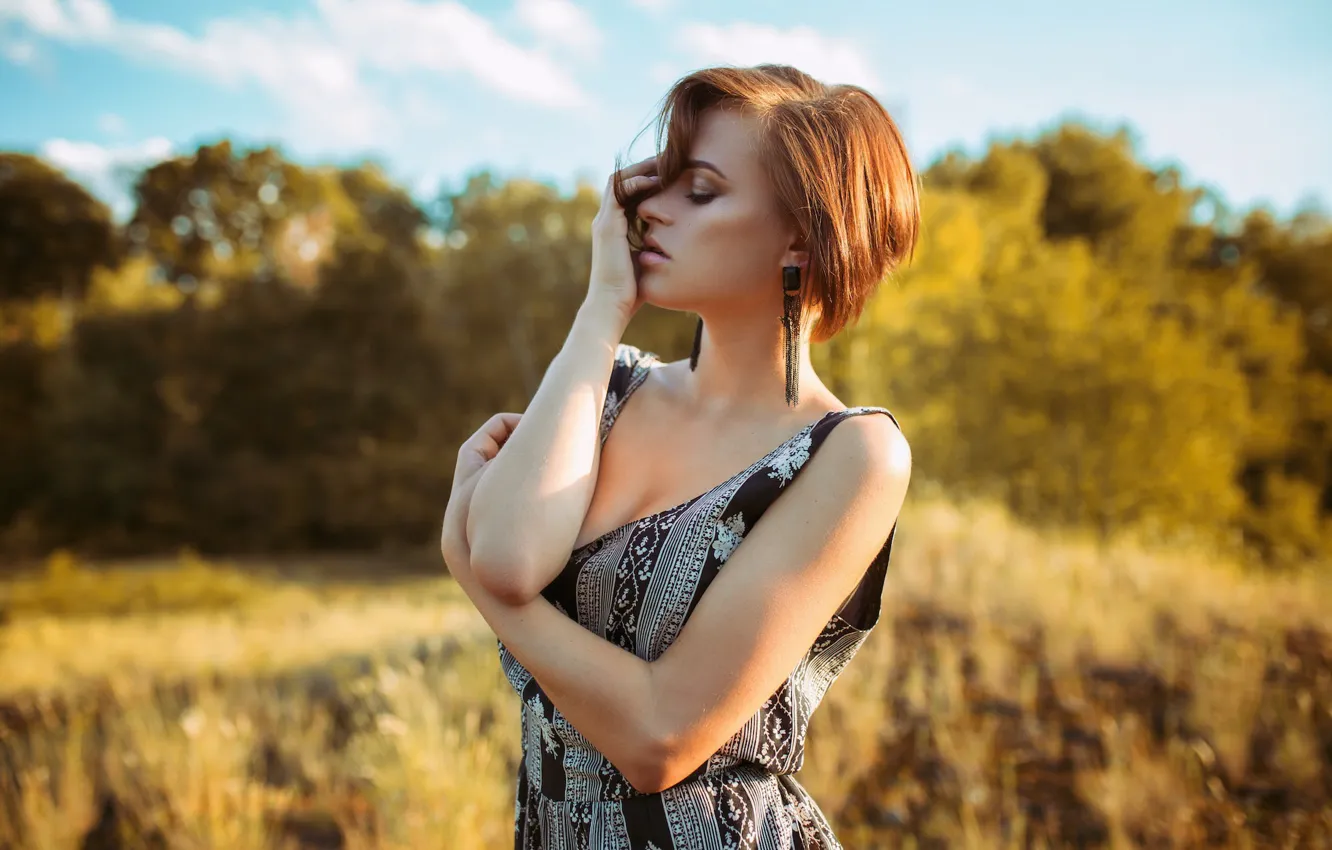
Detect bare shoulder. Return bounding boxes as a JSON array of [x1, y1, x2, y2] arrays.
[[820, 407, 912, 484]]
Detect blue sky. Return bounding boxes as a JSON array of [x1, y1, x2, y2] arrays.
[[1, 0, 1328, 220]]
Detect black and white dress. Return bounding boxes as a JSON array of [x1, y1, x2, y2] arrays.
[[497, 342, 900, 849]]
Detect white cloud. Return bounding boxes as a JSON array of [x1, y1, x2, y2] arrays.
[[40, 136, 171, 174], [39, 136, 173, 220], [317, 0, 590, 109], [629, 0, 672, 11], [1, 0, 594, 151], [511, 0, 601, 55], [673, 22, 880, 91], [0, 0, 112, 40], [0, 0, 383, 148], [1, 37, 37, 64]]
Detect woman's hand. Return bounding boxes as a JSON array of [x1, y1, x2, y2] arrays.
[[441, 412, 522, 581], [451, 412, 522, 496], [588, 156, 659, 324]]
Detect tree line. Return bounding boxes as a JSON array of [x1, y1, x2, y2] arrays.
[[0, 126, 1328, 569]]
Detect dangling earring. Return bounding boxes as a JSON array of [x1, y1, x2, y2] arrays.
[[781, 265, 802, 407], [689, 315, 703, 371]]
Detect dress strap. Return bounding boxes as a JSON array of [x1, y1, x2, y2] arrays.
[[598, 343, 661, 444], [824, 405, 902, 436]]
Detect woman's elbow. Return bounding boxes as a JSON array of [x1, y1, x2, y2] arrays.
[[472, 557, 544, 605]]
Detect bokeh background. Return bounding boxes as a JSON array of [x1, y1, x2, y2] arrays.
[[2, 1, 1331, 847]]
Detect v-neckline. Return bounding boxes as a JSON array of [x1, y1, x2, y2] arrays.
[[574, 360, 849, 553]]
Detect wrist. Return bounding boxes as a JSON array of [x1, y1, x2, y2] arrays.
[[574, 298, 630, 343]]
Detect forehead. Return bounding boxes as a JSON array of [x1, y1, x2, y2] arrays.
[[687, 106, 764, 182]]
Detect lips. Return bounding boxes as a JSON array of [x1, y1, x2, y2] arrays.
[[642, 237, 670, 258]]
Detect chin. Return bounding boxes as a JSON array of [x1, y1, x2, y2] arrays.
[[633, 266, 663, 293], [635, 276, 692, 313]]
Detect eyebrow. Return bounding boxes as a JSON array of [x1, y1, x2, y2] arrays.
[[686, 159, 728, 180]]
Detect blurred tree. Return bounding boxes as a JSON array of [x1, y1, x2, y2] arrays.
[[127, 140, 328, 289], [38, 307, 174, 553], [5, 121, 1330, 567], [879, 234, 1251, 543], [0, 153, 118, 303], [868, 131, 1313, 558], [433, 173, 599, 402], [1230, 208, 1332, 561], [338, 163, 428, 257], [38, 237, 459, 553], [0, 339, 49, 554], [1035, 124, 1198, 274]]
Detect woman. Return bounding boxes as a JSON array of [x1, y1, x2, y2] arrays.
[[441, 63, 917, 849]]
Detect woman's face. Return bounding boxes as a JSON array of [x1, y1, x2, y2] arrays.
[[633, 106, 797, 313]]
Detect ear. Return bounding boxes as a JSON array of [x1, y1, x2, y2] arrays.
[[782, 238, 810, 270]]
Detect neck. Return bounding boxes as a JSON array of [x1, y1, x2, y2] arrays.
[[681, 308, 821, 418]]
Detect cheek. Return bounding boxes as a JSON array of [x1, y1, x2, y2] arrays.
[[688, 207, 755, 255], [692, 211, 778, 280]]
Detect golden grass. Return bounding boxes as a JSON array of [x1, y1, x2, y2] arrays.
[[2, 548, 309, 617], [2, 491, 1331, 848], [0, 552, 481, 699]]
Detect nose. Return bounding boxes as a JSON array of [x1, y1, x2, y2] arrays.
[[636, 186, 671, 226]]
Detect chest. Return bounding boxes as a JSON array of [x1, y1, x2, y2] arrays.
[[574, 403, 810, 552]]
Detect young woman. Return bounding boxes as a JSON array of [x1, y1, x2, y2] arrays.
[[441, 63, 917, 849]]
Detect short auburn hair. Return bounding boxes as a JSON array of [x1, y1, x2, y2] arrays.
[[615, 64, 920, 342]]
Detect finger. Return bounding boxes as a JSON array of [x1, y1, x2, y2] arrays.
[[601, 157, 659, 206], [494, 412, 522, 442], [460, 412, 522, 458], [451, 442, 493, 495], [597, 176, 660, 226], [608, 155, 658, 185], [622, 174, 660, 196], [481, 411, 521, 441], [450, 450, 485, 495]]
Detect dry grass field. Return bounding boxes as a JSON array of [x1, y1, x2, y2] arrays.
[[2, 491, 1331, 849]]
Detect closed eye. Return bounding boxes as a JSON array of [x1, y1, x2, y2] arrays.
[[686, 192, 716, 205]]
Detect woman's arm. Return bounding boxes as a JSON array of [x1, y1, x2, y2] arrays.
[[450, 564, 662, 791], [443, 458, 658, 790], [453, 414, 911, 794], [465, 297, 627, 603]]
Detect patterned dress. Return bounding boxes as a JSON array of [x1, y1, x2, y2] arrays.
[[498, 342, 900, 849]]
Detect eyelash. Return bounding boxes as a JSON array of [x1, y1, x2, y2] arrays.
[[686, 192, 716, 205]]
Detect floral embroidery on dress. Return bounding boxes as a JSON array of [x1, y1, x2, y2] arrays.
[[525, 695, 562, 756], [766, 430, 813, 486], [783, 798, 824, 844], [711, 513, 747, 564]]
